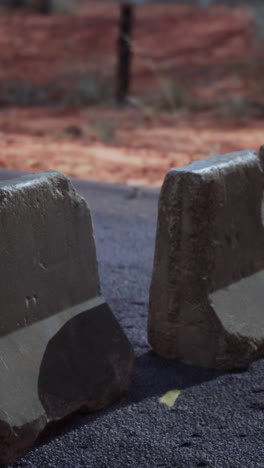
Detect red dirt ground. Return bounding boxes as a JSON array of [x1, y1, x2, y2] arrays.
[[0, 2, 263, 187]]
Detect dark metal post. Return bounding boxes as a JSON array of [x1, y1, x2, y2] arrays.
[[116, 3, 134, 104], [36, 0, 52, 14], [9, 0, 23, 7], [9, 0, 51, 13]]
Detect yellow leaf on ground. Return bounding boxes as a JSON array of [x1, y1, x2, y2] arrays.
[[159, 389, 181, 408]]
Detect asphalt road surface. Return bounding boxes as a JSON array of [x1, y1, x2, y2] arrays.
[[1, 169, 264, 468]]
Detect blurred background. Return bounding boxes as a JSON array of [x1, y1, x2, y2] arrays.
[[0, 0, 263, 187]]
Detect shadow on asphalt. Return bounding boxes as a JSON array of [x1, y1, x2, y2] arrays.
[[36, 350, 226, 449], [127, 351, 227, 405]]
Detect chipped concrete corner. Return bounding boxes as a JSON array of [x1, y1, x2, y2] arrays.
[[148, 149, 264, 371], [0, 171, 134, 464]]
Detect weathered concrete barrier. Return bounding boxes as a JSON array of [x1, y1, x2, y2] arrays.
[[148, 148, 264, 370], [0, 171, 133, 464]]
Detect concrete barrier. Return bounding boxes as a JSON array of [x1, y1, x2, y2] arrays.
[[0, 171, 133, 464], [148, 148, 264, 370]]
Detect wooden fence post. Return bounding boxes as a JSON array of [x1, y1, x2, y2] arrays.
[[116, 3, 134, 104]]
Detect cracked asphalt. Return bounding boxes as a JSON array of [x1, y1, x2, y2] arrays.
[[1, 170, 264, 468]]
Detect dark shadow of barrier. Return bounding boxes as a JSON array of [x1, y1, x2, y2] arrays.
[[36, 343, 228, 448], [127, 350, 226, 405]]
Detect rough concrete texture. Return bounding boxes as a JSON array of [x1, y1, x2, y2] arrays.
[[1, 170, 264, 468], [0, 171, 133, 464], [148, 149, 264, 370]]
